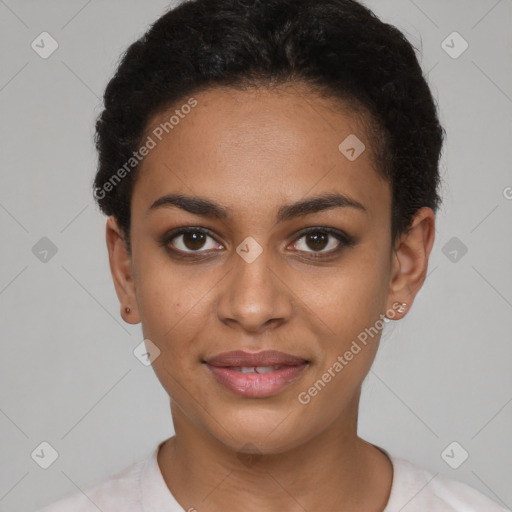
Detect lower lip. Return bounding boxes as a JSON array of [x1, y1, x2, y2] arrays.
[[205, 364, 308, 398]]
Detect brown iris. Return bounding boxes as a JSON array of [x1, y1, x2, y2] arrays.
[[183, 231, 207, 250], [305, 231, 328, 251]]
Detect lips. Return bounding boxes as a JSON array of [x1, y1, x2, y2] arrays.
[[204, 349, 308, 368], [203, 350, 309, 398]]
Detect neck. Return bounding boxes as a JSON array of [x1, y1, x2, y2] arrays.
[[157, 393, 393, 512]]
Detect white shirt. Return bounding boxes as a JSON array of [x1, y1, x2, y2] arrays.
[[35, 441, 508, 511]]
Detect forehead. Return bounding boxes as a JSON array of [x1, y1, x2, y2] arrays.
[[133, 85, 390, 223]]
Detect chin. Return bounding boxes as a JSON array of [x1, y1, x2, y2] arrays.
[[206, 405, 310, 455]]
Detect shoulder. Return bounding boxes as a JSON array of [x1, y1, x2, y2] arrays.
[[33, 453, 149, 512], [385, 455, 509, 512]]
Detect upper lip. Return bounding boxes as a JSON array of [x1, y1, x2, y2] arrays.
[[204, 350, 309, 367]]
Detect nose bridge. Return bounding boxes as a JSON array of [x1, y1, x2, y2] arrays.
[[217, 241, 291, 331]]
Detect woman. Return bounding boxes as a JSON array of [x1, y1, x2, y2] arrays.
[[36, 0, 507, 510]]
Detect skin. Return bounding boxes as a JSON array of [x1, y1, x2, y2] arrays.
[[105, 83, 435, 512]]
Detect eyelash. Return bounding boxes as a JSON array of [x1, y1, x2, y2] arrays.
[[159, 226, 355, 260]]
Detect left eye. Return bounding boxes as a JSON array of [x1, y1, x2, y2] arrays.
[[292, 229, 344, 253]]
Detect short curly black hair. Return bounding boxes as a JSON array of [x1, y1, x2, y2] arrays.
[[93, 0, 445, 247]]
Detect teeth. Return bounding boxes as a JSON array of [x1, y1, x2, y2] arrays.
[[236, 365, 281, 374], [255, 366, 278, 374]]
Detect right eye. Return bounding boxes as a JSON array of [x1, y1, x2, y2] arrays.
[[161, 227, 224, 254]]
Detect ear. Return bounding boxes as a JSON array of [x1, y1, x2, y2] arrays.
[[105, 216, 141, 324], [385, 207, 436, 320]]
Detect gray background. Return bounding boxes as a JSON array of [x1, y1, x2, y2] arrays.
[[1, 1, 511, 511]]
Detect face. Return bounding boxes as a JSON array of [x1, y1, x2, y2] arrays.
[[106, 84, 434, 454]]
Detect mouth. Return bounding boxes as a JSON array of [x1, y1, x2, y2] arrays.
[[203, 350, 310, 398]]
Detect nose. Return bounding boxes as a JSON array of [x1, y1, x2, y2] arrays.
[[216, 246, 293, 334]]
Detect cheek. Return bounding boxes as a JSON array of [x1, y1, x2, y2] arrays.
[[134, 242, 197, 330], [133, 260, 192, 361], [305, 249, 390, 340], [294, 265, 388, 425], [136, 271, 203, 403]]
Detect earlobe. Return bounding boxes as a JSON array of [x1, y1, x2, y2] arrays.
[[105, 216, 141, 324], [386, 207, 435, 319]]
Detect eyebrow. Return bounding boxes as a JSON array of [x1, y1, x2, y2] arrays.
[[148, 192, 366, 222]]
